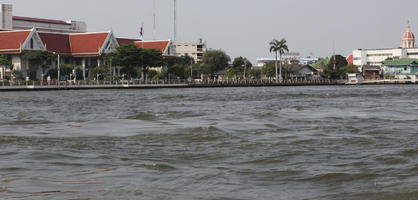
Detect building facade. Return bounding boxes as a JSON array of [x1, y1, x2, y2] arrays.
[[174, 40, 205, 62], [353, 23, 418, 67], [0, 4, 86, 33], [0, 28, 118, 80], [383, 58, 418, 76]]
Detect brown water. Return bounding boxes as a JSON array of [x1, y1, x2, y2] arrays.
[[0, 85, 417, 200]]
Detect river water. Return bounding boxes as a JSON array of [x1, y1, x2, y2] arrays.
[[0, 85, 417, 200]]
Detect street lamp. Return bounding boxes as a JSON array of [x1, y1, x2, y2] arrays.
[[52, 52, 60, 83]]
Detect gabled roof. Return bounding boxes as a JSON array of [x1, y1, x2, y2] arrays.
[[0, 30, 31, 53], [39, 32, 72, 54], [1, 30, 115, 57], [70, 32, 109, 55], [38, 32, 111, 56], [346, 54, 353, 64], [116, 38, 141, 46], [287, 64, 317, 74], [383, 58, 418, 66], [134, 40, 170, 53]]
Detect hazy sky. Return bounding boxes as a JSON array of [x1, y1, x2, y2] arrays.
[[3, 0, 418, 63]]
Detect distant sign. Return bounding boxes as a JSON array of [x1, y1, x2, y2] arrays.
[[283, 52, 300, 57]]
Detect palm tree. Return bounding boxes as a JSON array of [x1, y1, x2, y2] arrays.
[[269, 38, 289, 83]]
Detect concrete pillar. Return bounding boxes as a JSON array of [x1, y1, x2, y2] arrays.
[[82, 57, 86, 80], [97, 58, 101, 67]]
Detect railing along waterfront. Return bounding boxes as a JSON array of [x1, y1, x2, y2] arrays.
[[0, 78, 336, 86]]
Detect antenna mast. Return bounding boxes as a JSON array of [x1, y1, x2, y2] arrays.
[[153, 0, 156, 40], [174, 0, 177, 41]]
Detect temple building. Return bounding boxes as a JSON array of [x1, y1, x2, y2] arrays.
[[0, 3, 178, 80], [353, 23, 418, 68], [0, 28, 118, 80]]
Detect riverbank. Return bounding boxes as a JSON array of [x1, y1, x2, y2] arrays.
[[0, 79, 415, 91]]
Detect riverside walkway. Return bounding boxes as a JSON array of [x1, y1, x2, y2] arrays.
[[0, 79, 338, 91], [0, 79, 415, 91]]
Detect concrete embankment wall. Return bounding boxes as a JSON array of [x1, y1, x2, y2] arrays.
[[0, 81, 415, 92]]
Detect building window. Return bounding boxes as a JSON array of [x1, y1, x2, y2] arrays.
[[30, 39, 34, 49]]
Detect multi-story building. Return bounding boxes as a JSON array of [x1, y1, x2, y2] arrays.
[[353, 23, 418, 67], [1, 4, 86, 33], [175, 40, 206, 62]]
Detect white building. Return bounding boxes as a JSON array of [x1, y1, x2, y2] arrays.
[[174, 40, 206, 62], [353, 23, 418, 67], [0, 4, 86, 33]]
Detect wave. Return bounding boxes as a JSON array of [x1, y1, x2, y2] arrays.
[[301, 172, 380, 182]]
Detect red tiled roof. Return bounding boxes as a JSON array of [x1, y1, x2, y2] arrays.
[[117, 38, 141, 46], [134, 41, 170, 53], [0, 30, 31, 53], [1, 30, 111, 56], [39, 32, 71, 54], [70, 33, 109, 55], [346, 54, 353, 64], [13, 16, 71, 25]]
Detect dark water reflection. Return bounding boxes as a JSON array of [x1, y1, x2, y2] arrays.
[[0, 85, 417, 200]]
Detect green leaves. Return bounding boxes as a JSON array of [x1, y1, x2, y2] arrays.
[[0, 54, 12, 68], [269, 38, 289, 55], [201, 50, 231, 75], [106, 43, 165, 79]]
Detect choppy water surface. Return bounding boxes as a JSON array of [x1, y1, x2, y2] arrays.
[[0, 85, 417, 200]]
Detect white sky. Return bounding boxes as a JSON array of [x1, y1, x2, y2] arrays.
[[3, 0, 418, 63]]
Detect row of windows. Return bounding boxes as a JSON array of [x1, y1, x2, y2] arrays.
[[366, 54, 392, 57]]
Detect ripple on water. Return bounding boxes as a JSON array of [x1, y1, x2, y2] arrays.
[[300, 172, 380, 183]]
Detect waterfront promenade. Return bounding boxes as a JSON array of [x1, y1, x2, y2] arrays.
[[0, 79, 416, 91]]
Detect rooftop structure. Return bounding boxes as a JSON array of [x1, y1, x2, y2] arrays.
[[353, 23, 418, 67], [174, 40, 206, 62], [402, 23, 415, 48], [0, 4, 87, 33]]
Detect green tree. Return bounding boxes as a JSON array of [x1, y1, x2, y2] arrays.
[[46, 64, 74, 80], [179, 55, 195, 66], [107, 43, 144, 79], [107, 44, 165, 80], [262, 62, 276, 78], [248, 68, 262, 79], [167, 64, 187, 79], [89, 65, 110, 80], [143, 49, 165, 80], [0, 54, 13, 80], [22, 51, 54, 80], [232, 56, 252, 79], [324, 55, 350, 79], [201, 49, 230, 75], [269, 38, 289, 83]]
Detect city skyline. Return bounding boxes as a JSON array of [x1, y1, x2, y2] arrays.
[[2, 0, 418, 63]]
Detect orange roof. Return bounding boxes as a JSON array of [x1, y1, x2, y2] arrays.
[[39, 32, 71, 54], [0, 30, 31, 53], [117, 38, 141, 46], [134, 41, 170, 53], [1, 30, 111, 57], [70, 33, 109, 55], [346, 54, 353, 64], [38, 32, 109, 56]]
